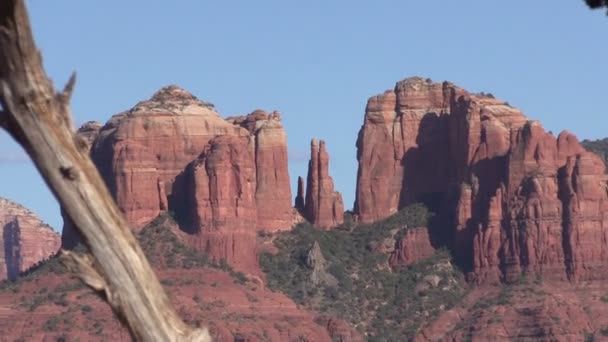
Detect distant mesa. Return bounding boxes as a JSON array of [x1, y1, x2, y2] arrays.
[[0, 197, 59, 281]]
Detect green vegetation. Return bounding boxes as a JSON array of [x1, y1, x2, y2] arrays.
[[581, 138, 608, 173], [17, 281, 83, 311], [138, 214, 210, 268], [260, 204, 467, 340]]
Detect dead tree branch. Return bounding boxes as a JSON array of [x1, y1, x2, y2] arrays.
[[0, 1, 210, 341]]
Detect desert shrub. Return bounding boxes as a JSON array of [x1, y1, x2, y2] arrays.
[[260, 204, 465, 340]]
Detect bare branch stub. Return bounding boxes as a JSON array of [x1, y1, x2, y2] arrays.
[[0, 1, 210, 341]]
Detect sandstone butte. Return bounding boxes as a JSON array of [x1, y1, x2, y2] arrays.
[[0, 198, 60, 281], [354, 76, 608, 283], [297, 139, 344, 229], [61, 86, 297, 273]]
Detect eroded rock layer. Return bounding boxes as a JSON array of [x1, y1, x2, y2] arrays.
[[355, 77, 608, 283], [0, 198, 60, 280], [62, 86, 295, 272]]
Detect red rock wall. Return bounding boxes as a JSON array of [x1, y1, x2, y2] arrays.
[[186, 135, 258, 272], [355, 77, 608, 283], [303, 139, 344, 229], [61, 87, 296, 272], [227, 111, 294, 232], [389, 227, 436, 267], [91, 86, 249, 229], [0, 198, 60, 280]]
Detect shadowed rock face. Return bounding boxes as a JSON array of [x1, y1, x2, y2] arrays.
[[302, 139, 344, 229], [0, 198, 60, 280], [61, 86, 295, 272], [355, 77, 608, 283], [185, 135, 258, 272]]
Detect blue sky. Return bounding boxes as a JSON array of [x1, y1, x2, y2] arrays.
[[3, 1, 606, 231]]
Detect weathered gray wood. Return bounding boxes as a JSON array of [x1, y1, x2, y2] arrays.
[[0, 1, 210, 340]]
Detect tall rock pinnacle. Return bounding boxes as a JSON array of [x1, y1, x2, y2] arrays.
[[303, 139, 344, 229]]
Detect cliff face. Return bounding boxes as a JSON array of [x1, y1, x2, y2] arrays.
[[0, 198, 60, 280], [226, 110, 294, 232], [61, 86, 295, 272], [355, 77, 608, 283], [301, 139, 344, 229], [186, 135, 258, 272], [90, 86, 249, 229]]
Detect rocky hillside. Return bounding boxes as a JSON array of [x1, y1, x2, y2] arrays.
[[0, 215, 358, 341], [354, 77, 608, 284], [260, 204, 467, 341], [0, 198, 60, 281]]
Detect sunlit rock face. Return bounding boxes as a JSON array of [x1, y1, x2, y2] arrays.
[[355, 77, 608, 282], [0, 198, 60, 281]]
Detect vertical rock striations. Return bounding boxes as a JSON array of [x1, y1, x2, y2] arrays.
[[90, 86, 248, 229], [186, 135, 258, 272], [355, 76, 608, 283], [227, 110, 293, 232], [0, 198, 60, 280], [61, 86, 296, 272], [303, 139, 344, 229]]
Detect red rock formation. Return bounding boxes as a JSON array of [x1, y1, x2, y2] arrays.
[[0, 267, 361, 341], [303, 139, 344, 229], [295, 176, 305, 212], [60, 88, 299, 268], [91, 86, 248, 229], [186, 135, 258, 272], [355, 76, 608, 283], [0, 198, 60, 280], [227, 110, 294, 232], [85, 90, 295, 236], [389, 227, 436, 266]]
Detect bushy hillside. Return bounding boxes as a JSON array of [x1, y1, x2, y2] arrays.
[[260, 204, 468, 341], [582, 137, 608, 172]]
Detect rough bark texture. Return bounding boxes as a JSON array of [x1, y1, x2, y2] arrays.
[[0, 1, 210, 340], [61, 121, 102, 249], [303, 139, 344, 229], [355, 77, 608, 283]]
